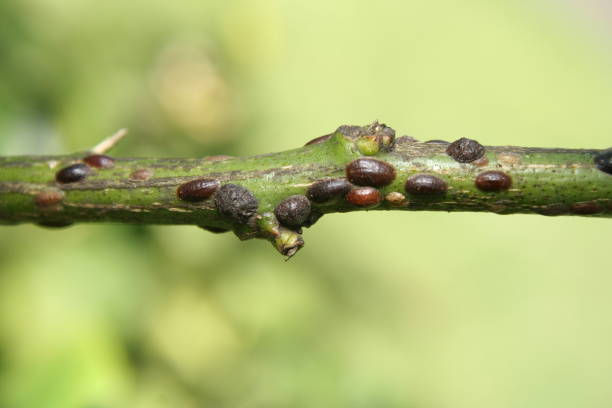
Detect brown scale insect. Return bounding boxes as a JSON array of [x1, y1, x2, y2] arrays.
[[177, 178, 220, 202], [307, 178, 353, 203], [305, 134, 332, 146], [345, 158, 396, 187], [214, 184, 259, 223], [570, 202, 603, 215], [274, 195, 311, 229], [83, 154, 115, 169], [425, 139, 450, 144], [130, 169, 153, 181], [35, 191, 64, 207], [404, 174, 448, 195], [594, 150, 612, 175], [446, 137, 485, 163], [475, 171, 512, 191], [346, 187, 382, 207], [55, 163, 91, 183]]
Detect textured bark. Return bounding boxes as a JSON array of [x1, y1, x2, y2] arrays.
[[1, 123, 610, 257]]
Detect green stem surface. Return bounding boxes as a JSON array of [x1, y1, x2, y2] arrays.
[[1, 124, 610, 257]]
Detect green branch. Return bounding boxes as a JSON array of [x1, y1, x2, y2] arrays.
[[1, 123, 611, 258]]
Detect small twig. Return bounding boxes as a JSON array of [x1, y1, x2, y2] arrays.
[[90, 128, 128, 154]]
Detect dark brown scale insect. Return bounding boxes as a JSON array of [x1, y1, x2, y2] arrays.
[[404, 174, 448, 195], [425, 139, 450, 144], [214, 184, 259, 223], [274, 195, 311, 229], [345, 158, 396, 187], [177, 178, 220, 202], [345, 187, 382, 207], [594, 150, 612, 175], [306, 178, 353, 203], [130, 169, 153, 181], [83, 154, 115, 169], [55, 163, 91, 183], [446, 137, 485, 163], [305, 134, 332, 146], [35, 191, 64, 207], [570, 201, 603, 215], [475, 171, 512, 191]]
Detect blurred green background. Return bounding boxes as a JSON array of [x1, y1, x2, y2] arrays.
[[1, 0, 611, 407]]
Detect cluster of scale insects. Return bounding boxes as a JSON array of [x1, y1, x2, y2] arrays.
[[45, 125, 612, 235], [35, 154, 117, 210], [171, 129, 519, 234]]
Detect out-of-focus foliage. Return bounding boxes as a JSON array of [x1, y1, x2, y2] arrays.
[[1, 1, 611, 407]]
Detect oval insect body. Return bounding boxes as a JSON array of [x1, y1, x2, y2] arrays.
[[475, 171, 512, 191], [307, 178, 352, 203], [56, 163, 91, 183], [274, 195, 311, 229], [345, 187, 382, 207], [405, 174, 448, 195], [177, 178, 220, 202], [345, 158, 396, 187]]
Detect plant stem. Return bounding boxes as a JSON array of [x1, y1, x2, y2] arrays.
[[1, 123, 610, 257]]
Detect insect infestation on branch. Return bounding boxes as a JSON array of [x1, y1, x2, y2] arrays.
[[0, 123, 610, 258]]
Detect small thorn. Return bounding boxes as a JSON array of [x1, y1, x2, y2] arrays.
[[91, 128, 128, 154]]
